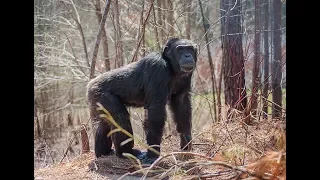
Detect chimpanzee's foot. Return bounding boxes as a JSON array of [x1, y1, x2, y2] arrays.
[[136, 151, 158, 164], [131, 148, 143, 157], [115, 148, 143, 158], [97, 149, 115, 158], [180, 134, 192, 151]]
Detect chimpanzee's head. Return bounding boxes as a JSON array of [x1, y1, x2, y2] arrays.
[[162, 38, 197, 73]]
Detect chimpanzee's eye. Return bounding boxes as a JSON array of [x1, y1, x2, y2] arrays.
[[187, 46, 194, 51], [176, 46, 183, 53]]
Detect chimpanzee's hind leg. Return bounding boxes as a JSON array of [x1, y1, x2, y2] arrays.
[[89, 99, 113, 158], [94, 120, 113, 157], [96, 92, 141, 158], [169, 93, 193, 151]]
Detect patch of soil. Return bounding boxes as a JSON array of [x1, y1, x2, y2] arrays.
[[35, 120, 286, 180]]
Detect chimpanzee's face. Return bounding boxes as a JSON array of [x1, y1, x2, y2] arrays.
[[163, 39, 197, 73], [174, 42, 197, 73]]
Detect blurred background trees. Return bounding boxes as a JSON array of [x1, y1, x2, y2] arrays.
[[34, 0, 286, 167]]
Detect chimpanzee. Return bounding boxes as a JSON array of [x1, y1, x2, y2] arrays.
[[87, 37, 197, 163]]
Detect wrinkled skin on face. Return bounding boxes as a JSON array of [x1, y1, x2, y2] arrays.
[[162, 39, 197, 74]]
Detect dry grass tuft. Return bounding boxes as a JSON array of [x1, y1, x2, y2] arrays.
[[35, 152, 96, 180], [35, 105, 286, 180]]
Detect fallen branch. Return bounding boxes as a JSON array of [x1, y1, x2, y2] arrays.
[[141, 151, 252, 179], [59, 129, 80, 163]]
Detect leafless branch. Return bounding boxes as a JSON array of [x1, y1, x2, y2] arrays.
[[89, 0, 111, 79]]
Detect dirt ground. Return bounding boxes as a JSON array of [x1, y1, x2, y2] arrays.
[[34, 120, 286, 180]]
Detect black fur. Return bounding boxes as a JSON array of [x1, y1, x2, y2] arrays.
[[87, 37, 197, 161]]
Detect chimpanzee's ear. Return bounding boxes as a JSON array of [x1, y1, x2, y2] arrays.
[[162, 45, 171, 59], [193, 44, 198, 62]]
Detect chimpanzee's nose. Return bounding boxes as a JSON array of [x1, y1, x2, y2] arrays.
[[185, 54, 191, 58]]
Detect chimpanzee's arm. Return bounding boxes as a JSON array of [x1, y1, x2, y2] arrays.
[[170, 92, 192, 151], [143, 57, 171, 158]]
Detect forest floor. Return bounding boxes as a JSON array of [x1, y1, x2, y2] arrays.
[[34, 120, 286, 180]]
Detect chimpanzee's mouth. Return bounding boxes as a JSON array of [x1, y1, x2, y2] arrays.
[[181, 63, 195, 72]]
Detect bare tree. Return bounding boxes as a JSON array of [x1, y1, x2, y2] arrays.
[[156, 0, 165, 44], [90, 0, 111, 79], [185, 0, 191, 39], [161, 0, 167, 44], [272, 0, 282, 119], [62, 0, 90, 68], [217, 58, 223, 122], [114, 0, 124, 67], [131, 0, 155, 63], [152, 3, 161, 50], [139, 0, 146, 57], [249, 0, 262, 119], [220, 0, 248, 112], [94, 0, 110, 71], [262, 0, 269, 119], [167, 0, 174, 37], [34, 100, 42, 139], [199, 0, 217, 122], [80, 124, 90, 154]]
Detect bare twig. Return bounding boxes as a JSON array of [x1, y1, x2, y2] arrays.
[[198, 0, 217, 122], [59, 129, 80, 163], [94, 0, 110, 71], [61, 0, 90, 67], [61, 30, 89, 78], [151, 3, 161, 51], [131, 0, 155, 63], [80, 124, 90, 153], [89, 0, 111, 79], [141, 151, 253, 179]]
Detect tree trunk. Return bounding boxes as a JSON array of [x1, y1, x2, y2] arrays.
[[114, 0, 124, 67], [156, 0, 164, 44], [199, 0, 217, 122], [216, 0, 223, 122], [94, 0, 110, 71], [130, 0, 155, 63], [190, 1, 197, 39], [185, 0, 191, 39], [81, 124, 90, 154], [272, 0, 282, 119], [217, 54, 223, 122], [220, 0, 248, 112], [152, 3, 161, 51], [89, 0, 111, 79], [34, 101, 42, 139], [262, 0, 269, 119], [162, 0, 167, 44], [167, 0, 174, 37], [139, 0, 146, 57], [250, 0, 261, 118], [68, 81, 74, 127]]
